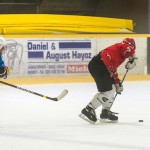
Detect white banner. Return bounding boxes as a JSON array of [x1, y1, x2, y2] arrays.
[[4, 38, 96, 77]]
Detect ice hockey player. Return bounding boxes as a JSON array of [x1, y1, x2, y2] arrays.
[[79, 38, 137, 124], [0, 36, 10, 79]]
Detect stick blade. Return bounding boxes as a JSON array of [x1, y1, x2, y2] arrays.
[[57, 89, 68, 101]]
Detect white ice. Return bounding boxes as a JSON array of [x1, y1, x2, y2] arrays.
[[0, 81, 150, 150]]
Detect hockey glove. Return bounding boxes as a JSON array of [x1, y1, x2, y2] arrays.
[[0, 66, 11, 79], [125, 55, 138, 70], [115, 83, 123, 94], [125, 61, 136, 70]]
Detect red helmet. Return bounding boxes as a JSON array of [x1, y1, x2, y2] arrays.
[[123, 38, 136, 48]]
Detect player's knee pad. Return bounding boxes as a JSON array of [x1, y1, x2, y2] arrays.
[[101, 86, 115, 99], [89, 93, 103, 109], [100, 88, 115, 109], [89, 86, 115, 109]]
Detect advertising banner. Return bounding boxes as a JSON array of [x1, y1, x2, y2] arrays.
[[4, 38, 96, 77]]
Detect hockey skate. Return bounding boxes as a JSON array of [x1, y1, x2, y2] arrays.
[[100, 109, 118, 123], [79, 106, 97, 124]]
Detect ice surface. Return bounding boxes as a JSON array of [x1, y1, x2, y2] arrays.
[[0, 81, 150, 150]]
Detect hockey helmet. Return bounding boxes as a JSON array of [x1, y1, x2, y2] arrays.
[[123, 38, 136, 48]]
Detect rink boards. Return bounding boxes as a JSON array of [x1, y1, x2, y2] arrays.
[[2, 34, 148, 78], [1, 34, 150, 85], [0, 75, 150, 86]]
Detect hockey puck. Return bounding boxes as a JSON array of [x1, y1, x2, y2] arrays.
[[138, 120, 143, 122]]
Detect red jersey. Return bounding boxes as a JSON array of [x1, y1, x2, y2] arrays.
[[100, 42, 135, 84]]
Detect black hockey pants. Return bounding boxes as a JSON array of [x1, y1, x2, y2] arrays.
[[88, 54, 113, 92]]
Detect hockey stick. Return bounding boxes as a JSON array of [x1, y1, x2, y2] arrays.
[[0, 80, 68, 101], [114, 69, 129, 100]]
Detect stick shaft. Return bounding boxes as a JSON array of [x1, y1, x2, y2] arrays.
[[121, 69, 129, 84], [114, 69, 129, 99], [0, 80, 58, 101]]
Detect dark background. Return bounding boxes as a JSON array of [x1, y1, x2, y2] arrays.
[[0, 0, 148, 33]]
